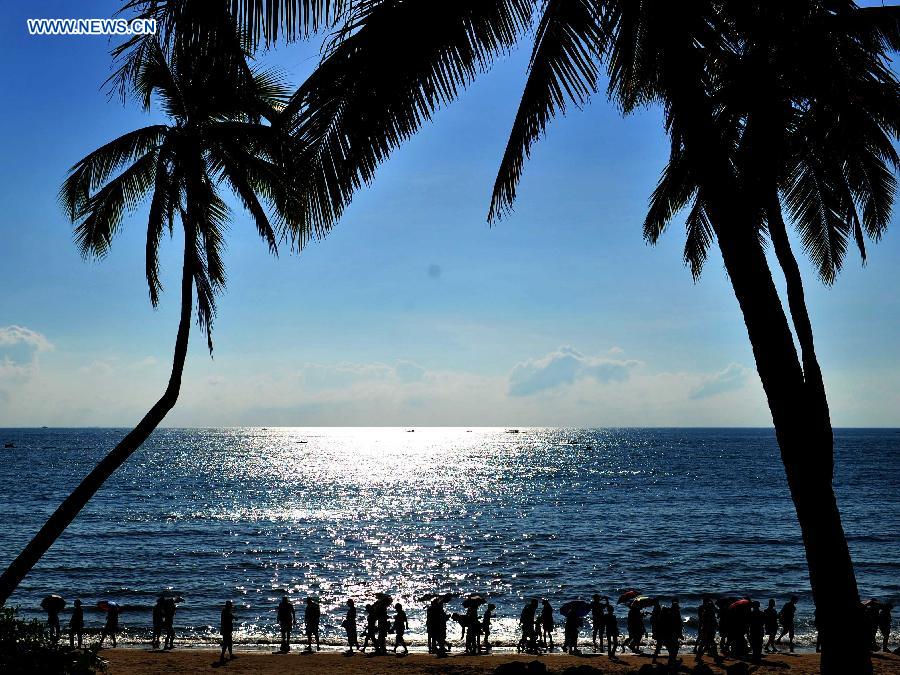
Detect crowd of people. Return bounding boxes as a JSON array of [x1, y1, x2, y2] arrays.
[[40, 589, 895, 665]]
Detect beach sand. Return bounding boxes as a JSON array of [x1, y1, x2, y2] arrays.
[[103, 648, 900, 674]]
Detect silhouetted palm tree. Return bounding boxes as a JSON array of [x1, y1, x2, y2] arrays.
[[0, 34, 301, 605], [244, 1, 898, 669]]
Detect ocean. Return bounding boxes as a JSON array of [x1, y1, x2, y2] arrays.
[[0, 427, 897, 650]]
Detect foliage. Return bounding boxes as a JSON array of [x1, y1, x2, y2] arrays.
[[0, 608, 106, 674]]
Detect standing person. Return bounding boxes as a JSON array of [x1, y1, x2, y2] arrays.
[[361, 604, 376, 652], [277, 595, 296, 653], [764, 599, 779, 653], [99, 603, 119, 648], [342, 599, 360, 653], [163, 596, 177, 650], [624, 602, 644, 653], [393, 603, 408, 655], [591, 594, 607, 650], [304, 597, 321, 652], [671, 599, 683, 643], [651, 604, 678, 666], [563, 608, 583, 655], [45, 601, 61, 643], [879, 603, 893, 652], [464, 603, 481, 654], [151, 596, 164, 649], [68, 599, 84, 649], [776, 596, 798, 652], [519, 599, 538, 654], [218, 600, 235, 665], [434, 599, 450, 657], [748, 601, 765, 664], [375, 602, 390, 655], [696, 597, 719, 662], [482, 603, 496, 652], [605, 605, 619, 657], [540, 599, 555, 652]]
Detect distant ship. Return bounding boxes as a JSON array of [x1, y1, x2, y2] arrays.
[[505, 429, 520, 434], [3, 442, 14, 448]]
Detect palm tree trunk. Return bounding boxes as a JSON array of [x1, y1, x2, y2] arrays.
[[0, 232, 195, 608], [661, 46, 869, 667]]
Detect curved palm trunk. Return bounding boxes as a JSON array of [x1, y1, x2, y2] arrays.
[[662, 53, 869, 670], [0, 234, 195, 607]]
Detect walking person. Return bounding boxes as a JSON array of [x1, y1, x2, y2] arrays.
[[776, 596, 798, 652], [218, 600, 235, 665], [151, 596, 164, 649], [342, 599, 360, 653], [45, 601, 61, 643], [591, 594, 607, 650], [393, 603, 408, 655], [695, 597, 719, 662], [482, 603, 496, 652], [624, 602, 645, 653], [764, 599, 779, 652], [464, 603, 481, 654], [519, 599, 538, 654], [277, 595, 296, 653], [163, 596, 177, 650], [99, 603, 119, 648], [749, 601, 765, 664], [68, 599, 84, 649], [879, 603, 893, 652], [540, 599, 555, 652], [361, 604, 376, 652], [605, 605, 619, 657], [304, 597, 321, 652], [563, 608, 583, 655]]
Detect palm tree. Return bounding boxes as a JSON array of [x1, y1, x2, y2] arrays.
[[0, 34, 301, 605], [216, 1, 897, 669]]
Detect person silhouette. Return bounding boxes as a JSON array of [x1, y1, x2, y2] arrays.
[[482, 603, 496, 651], [563, 607, 582, 655], [219, 600, 235, 665], [749, 601, 765, 664], [151, 596, 164, 649], [68, 599, 84, 649], [605, 605, 619, 657], [163, 596, 177, 649], [277, 595, 296, 652], [776, 596, 798, 652], [393, 603, 408, 654], [99, 603, 119, 648], [591, 594, 607, 650], [304, 597, 321, 652], [540, 599, 555, 651], [342, 599, 360, 653], [879, 603, 893, 652], [763, 599, 778, 652], [45, 600, 61, 643], [695, 597, 718, 661], [361, 604, 376, 652], [519, 599, 538, 653], [464, 603, 481, 654], [624, 602, 644, 653], [375, 602, 390, 655]]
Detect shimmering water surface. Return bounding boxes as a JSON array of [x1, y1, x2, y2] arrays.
[[0, 427, 897, 649]]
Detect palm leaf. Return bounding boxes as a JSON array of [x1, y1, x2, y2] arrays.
[[489, 0, 603, 222]]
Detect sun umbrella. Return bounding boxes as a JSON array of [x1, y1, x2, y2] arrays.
[[560, 600, 592, 617], [41, 594, 66, 612], [861, 599, 881, 607], [97, 600, 119, 612], [162, 592, 185, 603], [630, 596, 657, 609], [729, 599, 752, 611], [462, 595, 487, 609], [617, 590, 640, 605]]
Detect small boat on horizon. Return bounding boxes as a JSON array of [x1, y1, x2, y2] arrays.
[[505, 429, 520, 434], [3, 442, 14, 448]]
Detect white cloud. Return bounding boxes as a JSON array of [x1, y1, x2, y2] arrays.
[[0, 325, 53, 352], [508, 346, 640, 397], [689, 363, 751, 399]]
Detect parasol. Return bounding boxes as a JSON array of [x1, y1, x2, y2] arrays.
[[560, 600, 592, 617], [41, 594, 66, 612], [617, 590, 640, 605]]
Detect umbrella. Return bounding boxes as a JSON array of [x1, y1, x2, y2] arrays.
[[617, 590, 640, 605], [462, 595, 487, 609], [560, 600, 592, 618], [861, 599, 881, 608], [729, 599, 752, 611], [630, 596, 657, 609], [41, 594, 66, 612], [97, 600, 120, 612], [162, 592, 185, 603]]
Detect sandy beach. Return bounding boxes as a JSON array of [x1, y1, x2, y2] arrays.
[[102, 648, 900, 674]]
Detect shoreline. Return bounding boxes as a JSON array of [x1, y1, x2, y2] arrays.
[[101, 648, 900, 674]]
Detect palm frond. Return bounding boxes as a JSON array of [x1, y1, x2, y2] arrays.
[[72, 150, 160, 258], [60, 126, 167, 220], [643, 140, 697, 244], [281, 0, 533, 248], [489, 0, 603, 222], [683, 193, 714, 281]]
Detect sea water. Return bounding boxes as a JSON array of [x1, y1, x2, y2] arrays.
[[0, 427, 897, 650]]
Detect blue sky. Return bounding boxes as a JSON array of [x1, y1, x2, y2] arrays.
[[1, 1, 898, 426]]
